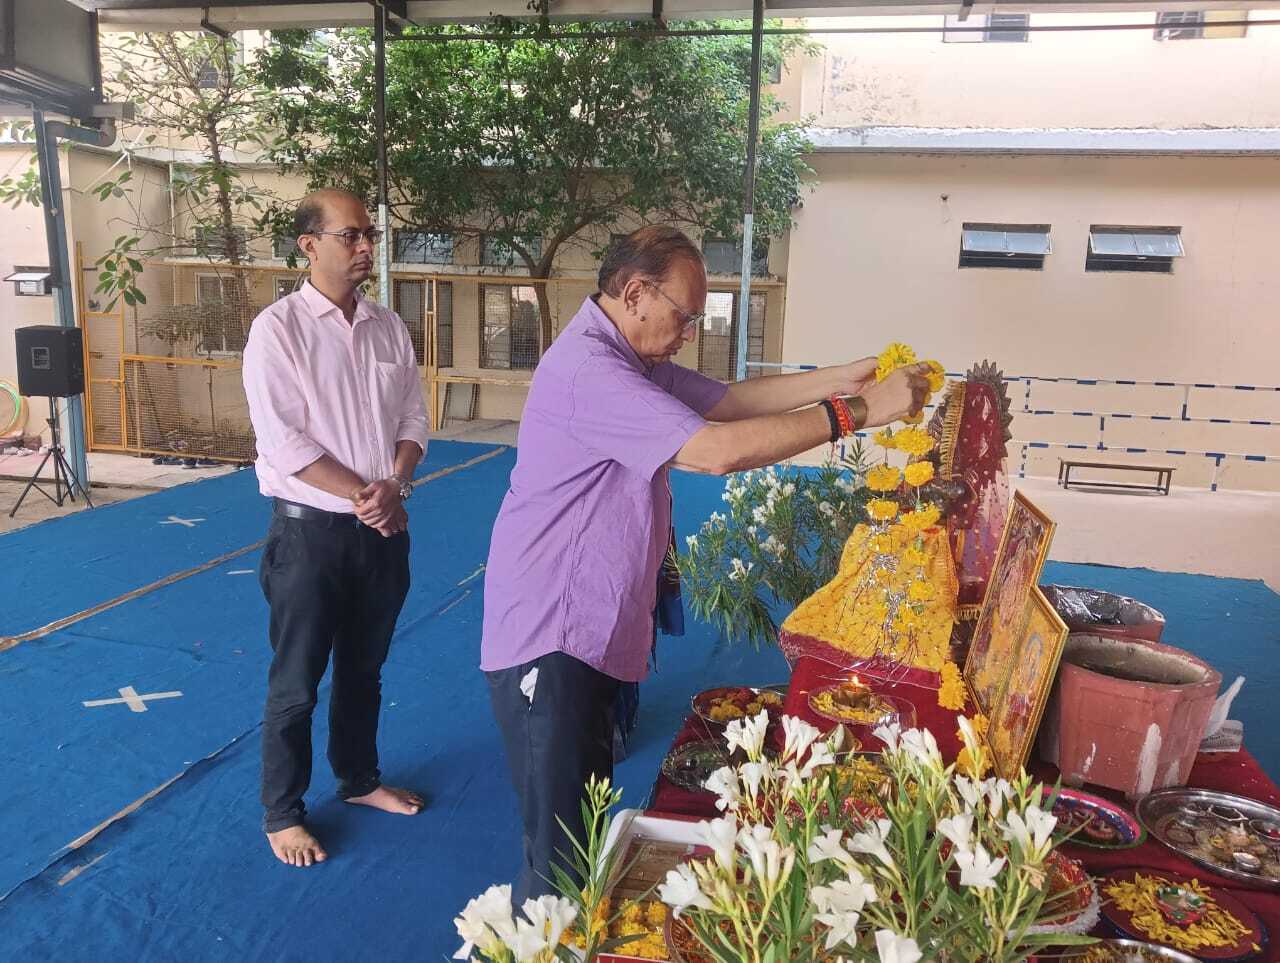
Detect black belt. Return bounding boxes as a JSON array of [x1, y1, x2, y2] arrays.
[[272, 498, 365, 528]]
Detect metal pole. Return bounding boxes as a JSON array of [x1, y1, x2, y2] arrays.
[[733, 0, 764, 383], [33, 109, 90, 488], [375, 2, 391, 307]]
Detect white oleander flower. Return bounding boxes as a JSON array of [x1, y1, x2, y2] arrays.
[[935, 813, 974, 853], [658, 863, 713, 918], [728, 557, 753, 582], [739, 759, 772, 800], [875, 930, 923, 963], [872, 721, 902, 753], [819, 500, 835, 516], [752, 506, 769, 525], [781, 715, 822, 762], [737, 823, 794, 888], [723, 709, 769, 759], [848, 818, 897, 872], [685, 534, 698, 550], [954, 775, 984, 812], [453, 884, 516, 960], [808, 828, 855, 869], [519, 895, 576, 949], [1004, 806, 1057, 863], [505, 917, 550, 961], [782, 482, 796, 496], [953, 843, 1006, 890], [900, 727, 943, 770], [697, 815, 739, 872], [704, 765, 742, 813]]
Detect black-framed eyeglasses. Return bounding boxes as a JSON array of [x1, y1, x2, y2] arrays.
[[309, 227, 384, 247], [644, 280, 704, 334]]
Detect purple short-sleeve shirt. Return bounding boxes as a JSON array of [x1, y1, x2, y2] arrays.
[[481, 296, 728, 682]]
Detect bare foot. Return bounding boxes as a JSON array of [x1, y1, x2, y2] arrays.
[[344, 784, 425, 815], [266, 824, 328, 867]]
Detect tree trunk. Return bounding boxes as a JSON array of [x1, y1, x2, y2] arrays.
[[205, 115, 250, 343]]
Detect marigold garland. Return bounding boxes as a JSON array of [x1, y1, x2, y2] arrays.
[[866, 464, 903, 493], [875, 342, 918, 382], [903, 461, 935, 487], [1104, 874, 1252, 954], [925, 360, 947, 393], [898, 504, 942, 534], [893, 427, 935, 458], [866, 498, 899, 522], [938, 661, 967, 711]]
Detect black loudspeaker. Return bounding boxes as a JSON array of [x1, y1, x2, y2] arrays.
[[16, 325, 84, 398]]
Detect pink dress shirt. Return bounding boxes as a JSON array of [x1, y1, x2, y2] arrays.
[[242, 281, 429, 513]]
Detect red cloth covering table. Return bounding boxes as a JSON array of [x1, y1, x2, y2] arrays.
[[648, 654, 1280, 961]]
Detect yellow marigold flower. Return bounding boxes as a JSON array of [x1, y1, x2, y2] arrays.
[[873, 566, 894, 586], [937, 661, 966, 710], [876, 342, 918, 382], [908, 579, 935, 603], [866, 464, 903, 492], [868, 600, 890, 623], [869, 533, 896, 554], [866, 498, 899, 522], [894, 427, 935, 458], [893, 607, 920, 633], [924, 360, 947, 393], [901, 544, 928, 569], [903, 461, 935, 487], [873, 428, 897, 449], [899, 504, 942, 534]]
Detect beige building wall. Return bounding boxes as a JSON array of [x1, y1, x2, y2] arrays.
[[783, 151, 1280, 491], [799, 12, 1280, 129]]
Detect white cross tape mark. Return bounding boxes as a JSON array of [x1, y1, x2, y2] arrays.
[[438, 589, 471, 616], [83, 686, 184, 713], [227, 569, 254, 575], [159, 516, 205, 527]]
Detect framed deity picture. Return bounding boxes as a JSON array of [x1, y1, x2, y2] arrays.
[[986, 587, 1069, 778], [963, 491, 1056, 718]]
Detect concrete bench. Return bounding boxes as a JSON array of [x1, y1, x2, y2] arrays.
[[1058, 458, 1174, 495]]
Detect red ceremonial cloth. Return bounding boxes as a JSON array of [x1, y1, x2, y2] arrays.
[[648, 654, 1280, 961]]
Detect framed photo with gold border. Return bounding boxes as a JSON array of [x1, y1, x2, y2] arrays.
[[963, 491, 1056, 719], [986, 587, 1069, 778]]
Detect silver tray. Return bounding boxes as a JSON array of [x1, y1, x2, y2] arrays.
[[1136, 787, 1280, 889], [1059, 938, 1199, 962]]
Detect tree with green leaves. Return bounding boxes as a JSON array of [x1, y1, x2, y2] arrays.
[[1, 31, 279, 350], [256, 21, 815, 346]]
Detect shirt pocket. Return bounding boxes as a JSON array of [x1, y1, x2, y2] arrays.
[[373, 361, 417, 414]]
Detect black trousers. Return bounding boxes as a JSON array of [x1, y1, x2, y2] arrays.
[[258, 512, 410, 833], [486, 652, 620, 905]]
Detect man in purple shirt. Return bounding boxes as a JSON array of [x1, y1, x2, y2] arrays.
[[481, 225, 928, 901]]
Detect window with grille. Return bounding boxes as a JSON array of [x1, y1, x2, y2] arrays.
[[943, 14, 1030, 42], [698, 291, 767, 381], [433, 281, 454, 367], [481, 234, 542, 268], [702, 237, 769, 277], [273, 276, 297, 301], [986, 14, 1030, 42], [393, 230, 454, 264], [480, 284, 540, 370], [959, 223, 1051, 269], [390, 279, 453, 366], [1155, 11, 1204, 39], [193, 224, 247, 260], [272, 234, 297, 260], [195, 274, 247, 354], [1085, 226, 1184, 273], [197, 62, 225, 88]]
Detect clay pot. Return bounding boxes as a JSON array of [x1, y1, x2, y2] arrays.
[[1038, 633, 1221, 798], [1041, 584, 1166, 643]]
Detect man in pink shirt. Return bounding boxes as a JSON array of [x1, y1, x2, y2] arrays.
[[482, 225, 930, 902], [242, 189, 429, 868]]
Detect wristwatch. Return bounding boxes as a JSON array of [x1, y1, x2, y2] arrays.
[[391, 473, 413, 501]]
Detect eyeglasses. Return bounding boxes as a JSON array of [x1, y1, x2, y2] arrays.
[[644, 280, 704, 334], [309, 227, 384, 247]]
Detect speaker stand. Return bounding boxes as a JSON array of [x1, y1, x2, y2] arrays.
[[8, 398, 94, 518]]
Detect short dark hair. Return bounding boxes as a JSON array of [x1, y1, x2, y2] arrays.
[[292, 188, 366, 239], [598, 225, 704, 297]]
